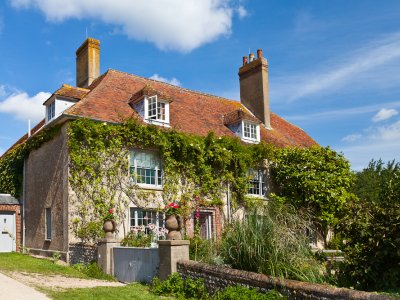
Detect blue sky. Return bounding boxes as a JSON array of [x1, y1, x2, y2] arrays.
[[0, 0, 400, 170]]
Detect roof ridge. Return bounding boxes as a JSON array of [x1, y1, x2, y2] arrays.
[[107, 69, 242, 105]]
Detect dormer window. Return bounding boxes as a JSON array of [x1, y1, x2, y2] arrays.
[[46, 101, 55, 122], [243, 121, 258, 141], [147, 95, 167, 122]]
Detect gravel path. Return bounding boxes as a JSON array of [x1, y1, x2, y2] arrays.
[[6, 271, 125, 290]]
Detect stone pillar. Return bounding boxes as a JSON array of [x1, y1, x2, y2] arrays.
[[158, 240, 190, 280], [97, 238, 120, 275]]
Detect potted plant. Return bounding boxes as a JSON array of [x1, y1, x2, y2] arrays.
[[103, 208, 116, 239], [164, 202, 182, 240]]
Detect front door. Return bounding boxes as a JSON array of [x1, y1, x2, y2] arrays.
[[0, 212, 16, 252]]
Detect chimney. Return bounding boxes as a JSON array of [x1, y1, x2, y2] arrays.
[[76, 38, 100, 88], [238, 48, 271, 129]]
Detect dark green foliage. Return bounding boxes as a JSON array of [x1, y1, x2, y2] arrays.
[[271, 146, 354, 244], [337, 160, 400, 291], [72, 262, 115, 281], [220, 202, 325, 283], [214, 286, 286, 300], [150, 273, 209, 299]]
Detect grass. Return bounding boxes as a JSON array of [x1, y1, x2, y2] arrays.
[[0, 252, 88, 278], [44, 284, 166, 300]]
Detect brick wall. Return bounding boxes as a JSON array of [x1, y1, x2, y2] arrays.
[[177, 260, 395, 300], [0, 204, 22, 252]]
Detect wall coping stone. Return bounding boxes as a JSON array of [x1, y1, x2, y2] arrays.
[[159, 240, 190, 246], [177, 260, 396, 300]]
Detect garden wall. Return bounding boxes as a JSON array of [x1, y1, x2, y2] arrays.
[[177, 260, 395, 300], [68, 243, 97, 264]]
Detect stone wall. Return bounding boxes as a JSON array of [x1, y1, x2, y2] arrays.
[[68, 243, 97, 265], [0, 204, 21, 252], [177, 260, 395, 300]]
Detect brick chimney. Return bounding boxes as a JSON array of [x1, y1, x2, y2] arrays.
[[238, 49, 271, 129], [76, 38, 100, 88]]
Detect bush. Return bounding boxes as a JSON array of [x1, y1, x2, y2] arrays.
[[72, 262, 115, 281], [220, 202, 325, 283], [150, 273, 209, 299], [121, 231, 152, 248], [336, 160, 400, 291], [214, 286, 286, 300]]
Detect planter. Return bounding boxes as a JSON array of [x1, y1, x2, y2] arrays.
[[103, 220, 115, 239], [165, 215, 182, 240]]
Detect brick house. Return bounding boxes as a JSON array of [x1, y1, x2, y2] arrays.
[[0, 194, 21, 252], [1, 38, 316, 261]]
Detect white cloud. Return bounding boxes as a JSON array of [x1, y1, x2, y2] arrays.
[[372, 108, 398, 122], [10, 0, 245, 52], [149, 74, 181, 86], [283, 101, 400, 121], [342, 134, 362, 143], [236, 5, 248, 19], [0, 91, 50, 122], [272, 32, 400, 102]]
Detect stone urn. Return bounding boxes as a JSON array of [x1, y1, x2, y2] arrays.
[[103, 220, 115, 239], [165, 215, 182, 240]]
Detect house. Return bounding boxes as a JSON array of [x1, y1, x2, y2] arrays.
[[0, 194, 21, 252], [0, 38, 316, 261]]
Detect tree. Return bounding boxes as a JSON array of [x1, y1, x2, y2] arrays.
[[271, 146, 354, 245]]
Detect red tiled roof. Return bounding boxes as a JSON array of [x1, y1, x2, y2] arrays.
[[223, 109, 260, 126], [43, 84, 89, 105], [66, 69, 317, 147]]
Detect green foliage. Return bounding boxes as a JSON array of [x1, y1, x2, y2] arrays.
[[214, 286, 286, 300], [121, 231, 152, 247], [52, 251, 61, 264], [150, 273, 209, 299], [271, 146, 354, 243], [72, 262, 115, 281], [220, 202, 325, 283], [0, 124, 62, 197], [189, 222, 222, 264], [337, 160, 400, 291]]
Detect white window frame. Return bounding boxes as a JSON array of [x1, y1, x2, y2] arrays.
[[130, 208, 165, 230], [129, 150, 163, 188], [45, 207, 52, 241], [46, 101, 55, 123], [247, 169, 267, 197], [242, 121, 260, 143], [144, 95, 170, 126]]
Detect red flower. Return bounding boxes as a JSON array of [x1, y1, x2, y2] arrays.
[[173, 203, 179, 209], [108, 209, 113, 214]]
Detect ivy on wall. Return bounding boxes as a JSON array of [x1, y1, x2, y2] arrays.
[[0, 117, 354, 243], [0, 124, 62, 197]]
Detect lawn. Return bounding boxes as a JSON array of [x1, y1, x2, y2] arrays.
[[0, 252, 87, 278], [0, 253, 168, 300], [45, 284, 165, 300]]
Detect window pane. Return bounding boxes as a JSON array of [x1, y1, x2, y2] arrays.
[[45, 208, 52, 240]]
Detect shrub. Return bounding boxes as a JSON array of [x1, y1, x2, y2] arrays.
[[121, 231, 152, 248], [72, 262, 115, 281], [336, 160, 400, 291], [220, 202, 325, 283], [214, 286, 286, 300], [150, 273, 208, 299]]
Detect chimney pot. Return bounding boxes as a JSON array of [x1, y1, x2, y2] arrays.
[[249, 53, 255, 62], [242, 56, 248, 66], [257, 49, 263, 59]]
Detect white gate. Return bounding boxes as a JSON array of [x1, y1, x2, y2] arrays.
[[0, 212, 16, 252]]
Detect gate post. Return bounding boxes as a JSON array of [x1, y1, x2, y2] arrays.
[[158, 240, 190, 280], [97, 238, 120, 275]]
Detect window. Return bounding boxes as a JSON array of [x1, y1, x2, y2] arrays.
[[45, 208, 52, 240], [194, 211, 214, 239], [145, 95, 169, 125], [130, 208, 165, 235], [248, 169, 267, 197], [130, 150, 163, 187], [47, 101, 55, 122], [243, 121, 258, 141]]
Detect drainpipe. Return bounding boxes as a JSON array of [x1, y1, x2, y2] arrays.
[[22, 158, 26, 250], [226, 183, 231, 223]]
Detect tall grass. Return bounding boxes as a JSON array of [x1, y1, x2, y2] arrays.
[[220, 202, 324, 283]]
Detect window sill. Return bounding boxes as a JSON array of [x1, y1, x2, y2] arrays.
[[246, 194, 267, 199], [44, 239, 52, 242], [144, 119, 170, 127], [137, 184, 163, 191], [241, 137, 260, 144]]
